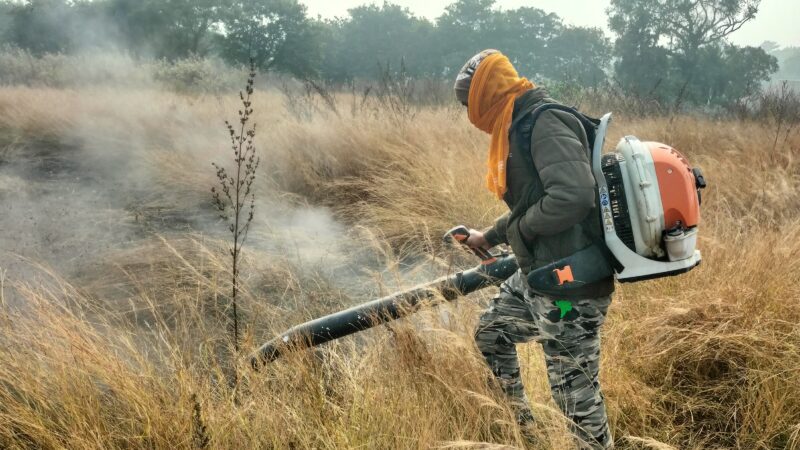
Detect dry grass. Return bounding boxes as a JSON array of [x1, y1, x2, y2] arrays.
[[0, 83, 799, 449], [0, 48, 244, 93]]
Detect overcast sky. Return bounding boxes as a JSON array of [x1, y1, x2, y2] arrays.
[[303, 0, 800, 48]]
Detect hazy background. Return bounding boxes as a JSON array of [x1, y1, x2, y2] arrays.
[[1, 0, 797, 106], [304, 0, 800, 48]]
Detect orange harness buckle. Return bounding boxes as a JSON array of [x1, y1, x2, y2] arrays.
[[554, 265, 575, 285]]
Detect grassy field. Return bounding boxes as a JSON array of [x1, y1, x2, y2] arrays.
[[0, 81, 799, 450]]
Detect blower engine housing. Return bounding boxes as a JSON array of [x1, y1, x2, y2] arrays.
[[593, 115, 705, 282]]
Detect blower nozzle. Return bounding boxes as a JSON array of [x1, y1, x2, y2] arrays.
[[250, 252, 518, 367]]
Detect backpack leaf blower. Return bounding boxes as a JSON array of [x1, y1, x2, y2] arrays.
[[525, 109, 706, 296]]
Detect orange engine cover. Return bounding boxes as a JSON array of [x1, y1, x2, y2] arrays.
[[646, 142, 700, 229]]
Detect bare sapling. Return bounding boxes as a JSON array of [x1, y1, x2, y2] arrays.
[[766, 81, 800, 151], [211, 61, 260, 353]]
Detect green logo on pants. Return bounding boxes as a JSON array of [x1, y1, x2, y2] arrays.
[[555, 300, 573, 319]]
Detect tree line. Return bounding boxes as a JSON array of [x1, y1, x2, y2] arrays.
[[0, 0, 782, 107]]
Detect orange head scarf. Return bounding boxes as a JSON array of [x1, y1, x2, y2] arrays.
[[467, 53, 534, 199]]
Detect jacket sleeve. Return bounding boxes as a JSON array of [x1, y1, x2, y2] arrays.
[[484, 212, 510, 247], [518, 110, 596, 240]]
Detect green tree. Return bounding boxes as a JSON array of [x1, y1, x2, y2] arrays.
[[719, 44, 779, 100], [543, 26, 611, 87], [3, 0, 76, 54], [220, 0, 321, 77], [664, 0, 760, 103], [435, 0, 496, 75], [488, 6, 562, 79], [607, 0, 667, 94], [0, 2, 13, 40], [106, 0, 225, 58], [323, 2, 437, 80], [162, 0, 227, 56], [435, 0, 609, 86], [608, 0, 775, 106]]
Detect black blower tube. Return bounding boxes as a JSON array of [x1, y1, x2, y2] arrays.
[[251, 254, 519, 367]]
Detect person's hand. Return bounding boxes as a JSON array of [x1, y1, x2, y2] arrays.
[[465, 229, 490, 250]]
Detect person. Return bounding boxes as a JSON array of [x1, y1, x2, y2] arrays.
[[454, 49, 615, 449]]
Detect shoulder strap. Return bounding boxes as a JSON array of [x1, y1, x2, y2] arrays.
[[511, 103, 601, 152]]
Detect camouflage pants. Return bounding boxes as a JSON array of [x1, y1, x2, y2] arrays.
[[475, 270, 613, 449]]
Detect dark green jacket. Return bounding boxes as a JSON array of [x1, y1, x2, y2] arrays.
[[483, 88, 614, 298]]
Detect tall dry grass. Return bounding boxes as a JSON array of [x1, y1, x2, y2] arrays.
[[269, 96, 800, 449], [0, 48, 244, 93], [0, 83, 799, 449]]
